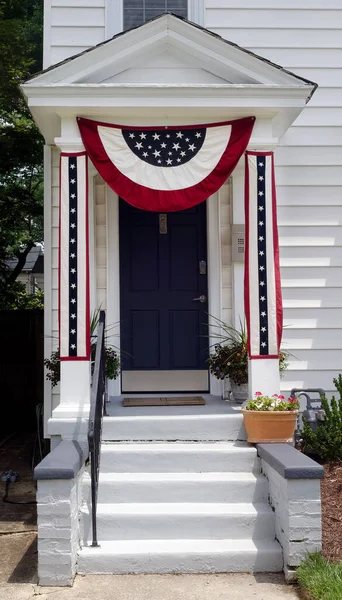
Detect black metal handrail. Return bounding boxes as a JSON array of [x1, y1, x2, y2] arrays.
[[88, 310, 107, 547]]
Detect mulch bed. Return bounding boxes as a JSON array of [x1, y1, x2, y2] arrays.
[[321, 461, 342, 561]]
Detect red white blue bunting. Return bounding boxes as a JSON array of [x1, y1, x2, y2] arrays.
[[244, 152, 283, 359], [77, 116, 255, 212], [59, 152, 90, 360]]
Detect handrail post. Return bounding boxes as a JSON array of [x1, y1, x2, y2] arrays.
[[87, 310, 106, 548]]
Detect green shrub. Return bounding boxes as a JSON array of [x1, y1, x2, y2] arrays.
[[300, 374, 342, 462]]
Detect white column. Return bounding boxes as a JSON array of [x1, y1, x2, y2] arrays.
[[231, 158, 245, 330], [52, 133, 91, 421], [248, 358, 280, 398]]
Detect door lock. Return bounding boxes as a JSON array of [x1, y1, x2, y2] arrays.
[[193, 295, 207, 303]]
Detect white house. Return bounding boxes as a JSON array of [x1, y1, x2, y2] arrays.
[[22, 0, 339, 587]]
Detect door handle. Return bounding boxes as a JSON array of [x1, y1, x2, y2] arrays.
[[193, 295, 207, 303]]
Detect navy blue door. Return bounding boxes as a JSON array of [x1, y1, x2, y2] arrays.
[[119, 200, 208, 383]]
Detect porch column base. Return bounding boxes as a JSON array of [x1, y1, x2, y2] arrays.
[[48, 361, 91, 440], [60, 361, 91, 406], [248, 358, 280, 399]]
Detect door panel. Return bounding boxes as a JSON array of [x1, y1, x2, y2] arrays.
[[130, 224, 159, 291], [119, 200, 208, 392], [131, 310, 160, 369], [169, 310, 201, 369]]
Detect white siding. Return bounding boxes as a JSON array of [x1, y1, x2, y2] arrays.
[[205, 0, 342, 395], [94, 176, 108, 310], [219, 180, 232, 326], [44, 0, 106, 68], [51, 147, 61, 413]]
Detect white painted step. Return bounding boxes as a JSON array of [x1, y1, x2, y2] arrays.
[[102, 413, 246, 441], [82, 471, 268, 504], [81, 502, 275, 542], [100, 442, 260, 473], [77, 538, 283, 574]]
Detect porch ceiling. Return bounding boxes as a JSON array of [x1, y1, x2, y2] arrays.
[[21, 14, 317, 145]]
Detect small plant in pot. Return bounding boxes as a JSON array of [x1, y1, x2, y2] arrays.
[[44, 309, 120, 387], [242, 392, 299, 443], [207, 317, 289, 404], [207, 319, 248, 403]]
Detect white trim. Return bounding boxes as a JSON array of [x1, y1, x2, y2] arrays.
[[105, 1, 201, 37], [43, 145, 53, 437], [106, 0, 123, 38], [231, 160, 245, 329], [106, 188, 121, 397], [43, 0, 52, 69], [207, 192, 223, 396], [89, 172, 97, 314], [188, 0, 204, 26], [106, 192, 221, 395]]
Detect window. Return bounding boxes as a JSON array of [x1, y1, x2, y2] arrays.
[[123, 0, 188, 31]]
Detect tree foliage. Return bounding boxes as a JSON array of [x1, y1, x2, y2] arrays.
[[0, 0, 44, 309]]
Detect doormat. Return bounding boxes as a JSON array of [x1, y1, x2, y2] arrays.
[[122, 396, 205, 407]]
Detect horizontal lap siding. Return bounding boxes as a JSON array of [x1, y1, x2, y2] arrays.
[[205, 2, 342, 394], [45, 0, 106, 67], [219, 181, 232, 325], [51, 147, 60, 412]]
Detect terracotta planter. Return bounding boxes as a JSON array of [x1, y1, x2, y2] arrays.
[[242, 409, 298, 443]]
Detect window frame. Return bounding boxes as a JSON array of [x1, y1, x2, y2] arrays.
[[106, 0, 204, 38]]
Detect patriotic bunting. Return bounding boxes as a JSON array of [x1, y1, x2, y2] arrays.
[[59, 152, 90, 360], [77, 116, 255, 212], [244, 152, 283, 359]]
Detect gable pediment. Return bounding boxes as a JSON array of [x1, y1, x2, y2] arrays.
[[24, 13, 314, 89], [22, 14, 316, 145], [93, 48, 246, 86]]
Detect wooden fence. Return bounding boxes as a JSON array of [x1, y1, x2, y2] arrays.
[[0, 310, 44, 434]]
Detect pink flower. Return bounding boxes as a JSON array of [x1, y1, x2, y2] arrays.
[[278, 395, 285, 400], [255, 391, 262, 396], [272, 394, 279, 398], [289, 397, 297, 403]]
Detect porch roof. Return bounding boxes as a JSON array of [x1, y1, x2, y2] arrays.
[[21, 13, 317, 145]]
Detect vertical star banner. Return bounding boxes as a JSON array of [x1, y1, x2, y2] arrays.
[[244, 151, 283, 358], [59, 152, 90, 360]]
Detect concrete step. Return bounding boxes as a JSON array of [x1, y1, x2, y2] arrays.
[[100, 442, 260, 473], [102, 413, 246, 441], [77, 538, 283, 574], [82, 471, 268, 504], [81, 502, 275, 543]]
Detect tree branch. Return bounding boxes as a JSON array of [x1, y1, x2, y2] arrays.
[[6, 240, 35, 284]]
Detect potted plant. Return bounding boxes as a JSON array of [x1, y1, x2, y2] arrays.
[[242, 392, 299, 443], [44, 309, 120, 387], [207, 317, 289, 403], [207, 319, 248, 402]]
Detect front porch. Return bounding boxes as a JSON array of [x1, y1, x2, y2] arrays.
[[22, 12, 322, 587], [21, 13, 316, 439], [34, 391, 323, 585]]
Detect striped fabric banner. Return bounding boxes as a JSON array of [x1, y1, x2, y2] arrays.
[[59, 152, 90, 360], [244, 151, 283, 358]]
